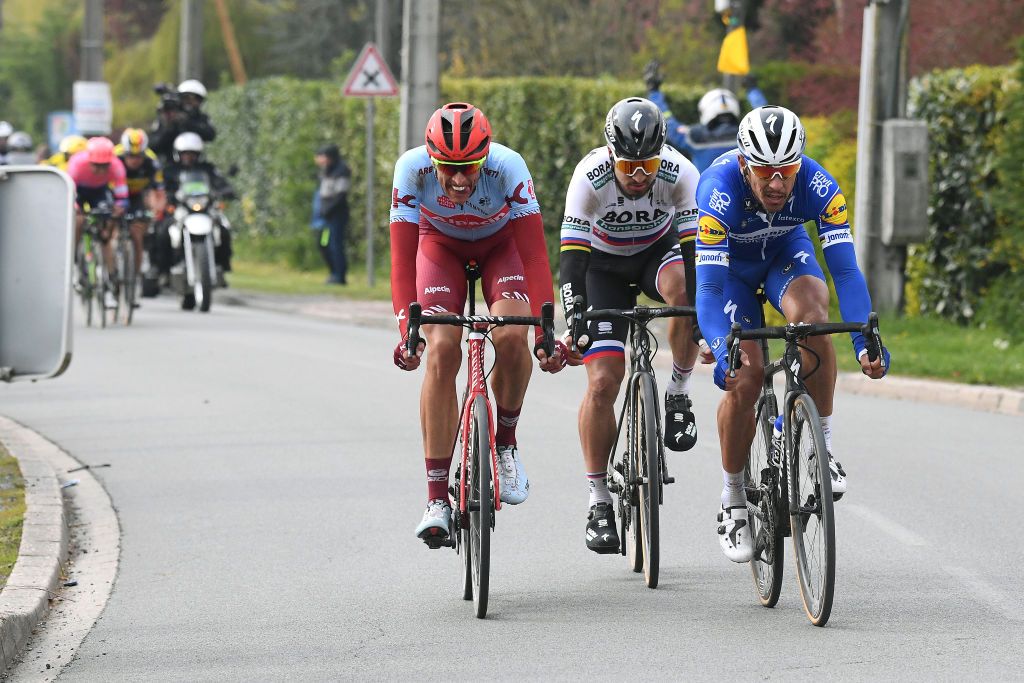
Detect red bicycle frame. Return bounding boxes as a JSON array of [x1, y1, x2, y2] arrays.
[[459, 322, 502, 518]]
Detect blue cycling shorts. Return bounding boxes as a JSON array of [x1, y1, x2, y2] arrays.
[[721, 229, 825, 328]]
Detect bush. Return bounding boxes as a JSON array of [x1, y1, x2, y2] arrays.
[[906, 65, 1015, 323]]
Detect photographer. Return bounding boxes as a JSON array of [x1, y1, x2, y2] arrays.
[[149, 79, 217, 166]]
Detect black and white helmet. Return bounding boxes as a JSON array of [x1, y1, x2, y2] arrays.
[[604, 97, 666, 160], [736, 105, 805, 166]]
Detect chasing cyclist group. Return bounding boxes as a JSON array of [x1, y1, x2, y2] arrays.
[[390, 95, 891, 564]]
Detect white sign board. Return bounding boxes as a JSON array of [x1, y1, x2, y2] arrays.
[[73, 80, 113, 136], [343, 43, 399, 97], [0, 166, 75, 381]]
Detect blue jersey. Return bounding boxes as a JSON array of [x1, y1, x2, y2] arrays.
[[389, 142, 540, 241], [695, 151, 873, 366]]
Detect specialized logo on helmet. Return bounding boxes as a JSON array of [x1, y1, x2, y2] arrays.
[[821, 192, 848, 225], [631, 109, 643, 131], [698, 215, 727, 245], [766, 113, 778, 134]]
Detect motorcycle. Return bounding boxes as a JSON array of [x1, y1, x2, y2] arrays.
[[167, 169, 229, 312]]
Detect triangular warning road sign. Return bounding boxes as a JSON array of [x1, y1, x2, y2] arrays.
[[343, 43, 399, 97]]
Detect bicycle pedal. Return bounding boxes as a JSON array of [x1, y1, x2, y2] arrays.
[[421, 533, 452, 550], [663, 476, 675, 484]]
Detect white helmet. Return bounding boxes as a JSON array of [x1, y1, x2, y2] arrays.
[[736, 105, 806, 166], [698, 88, 741, 127], [177, 79, 208, 99], [173, 132, 204, 160], [7, 131, 33, 152], [0, 121, 12, 138]]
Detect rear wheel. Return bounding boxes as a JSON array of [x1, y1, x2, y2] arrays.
[[747, 394, 784, 607], [789, 393, 835, 626], [635, 373, 661, 589], [465, 395, 491, 619]]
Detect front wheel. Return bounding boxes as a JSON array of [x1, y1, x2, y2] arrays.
[[465, 395, 491, 619], [789, 393, 836, 626], [747, 394, 784, 607], [628, 373, 661, 589], [195, 241, 214, 313], [121, 240, 136, 325], [93, 240, 108, 329]]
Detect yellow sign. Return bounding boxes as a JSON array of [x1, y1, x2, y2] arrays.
[[717, 27, 750, 76]]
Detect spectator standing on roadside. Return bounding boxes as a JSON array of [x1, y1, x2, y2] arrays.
[[310, 182, 334, 275], [314, 144, 352, 285], [643, 61, 768, 173]]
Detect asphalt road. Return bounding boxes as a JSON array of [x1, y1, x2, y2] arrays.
[[2, 294, 1022, 680]]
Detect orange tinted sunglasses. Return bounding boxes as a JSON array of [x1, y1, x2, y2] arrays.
[[612, 155, 660, 177], [746, 160, 802, 180], [431, 156, 486, 176]]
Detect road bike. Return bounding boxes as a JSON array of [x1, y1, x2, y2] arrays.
[[406, 261, 555, 619], [77, 204, 114, 328], [111, 210, 147, 325], [570, 296, 696, 589], [726, 304, 884, 626]]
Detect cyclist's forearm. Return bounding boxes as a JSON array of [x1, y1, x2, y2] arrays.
[[389, 220, 419, 337], [695, 253, 730, 363], [558, 245, 589, 325], [508, 213, 551, 319]]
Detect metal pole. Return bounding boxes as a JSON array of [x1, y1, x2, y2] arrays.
[[81, 0, 104, 81], [179, 0, 204, 82], [399, 0, 440, 153], [366, 98, 376, 287], [376, 0, 387, 61]]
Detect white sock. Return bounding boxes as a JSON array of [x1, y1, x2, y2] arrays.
[[667, 362, 692, 395], [587, 471, 613, 507], [721, 469, 745, 508], [820, 414, 833, 452]]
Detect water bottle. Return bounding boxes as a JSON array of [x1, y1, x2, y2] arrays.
[[770, 415, 784, 466]]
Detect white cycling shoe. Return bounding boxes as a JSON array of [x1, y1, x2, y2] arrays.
[[717, 504, 753, 563], [497, 445, 529, 505], [415, 498, 452, 546], [827, 451, 847, 500]]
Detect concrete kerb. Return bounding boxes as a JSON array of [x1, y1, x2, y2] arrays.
[[0, 417, 69, 671], [220, 289, 1024, 417]]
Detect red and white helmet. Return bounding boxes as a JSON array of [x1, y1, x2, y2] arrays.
[[424, 102, 492, 162]]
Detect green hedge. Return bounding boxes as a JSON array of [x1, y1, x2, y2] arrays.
[[906, 65, 1015, 324], [204, 77, 703, 270]]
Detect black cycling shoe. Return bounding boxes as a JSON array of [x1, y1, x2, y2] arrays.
[[665, 392, 697, 452], [585, 502, 620, 554]]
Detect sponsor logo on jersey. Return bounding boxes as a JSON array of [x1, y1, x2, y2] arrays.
[[698, 214, 727, 245], [437, 194, 456, 209], [708, 188, 731, 215], [696, 250, 729, 267], [599, 208, 669, 226], [424, 285, 451, 295], [586, 160, 613, 184], [497, 274, 525, 284], [820, 227, 853, 249], [561, 215, 590, 231], [809, 170, 833, 198], [506, 181, 532, 206], [821, 192, 848, 225], [656, 158, 680, 183], [392, 188, 415, 209]]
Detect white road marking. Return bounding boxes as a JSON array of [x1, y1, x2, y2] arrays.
[[844, 503, 929, 547], [944, 565, 1024, 623]]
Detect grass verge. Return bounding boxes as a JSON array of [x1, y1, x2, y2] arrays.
[[231, 259, 392, 301], [0, 443, 26, 589]]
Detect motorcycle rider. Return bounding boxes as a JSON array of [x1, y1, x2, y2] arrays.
[[149, 79, 217, 165], [162, 132, 235, 283]]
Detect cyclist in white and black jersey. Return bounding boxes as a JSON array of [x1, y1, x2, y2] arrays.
[[559, 97, 710, 554]]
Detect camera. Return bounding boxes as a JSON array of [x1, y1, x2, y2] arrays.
[[153, 82, 182, 113]]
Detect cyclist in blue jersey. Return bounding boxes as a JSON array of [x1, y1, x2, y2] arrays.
[[643, 61, 767, 173], [694, 105, 890, 563]]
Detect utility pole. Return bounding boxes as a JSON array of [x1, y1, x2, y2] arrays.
[[399, 0, 439, 153], [376, 0, 388, 61], [81, 0, 104, 81], [853, 0, 911, 313], [179, 0, 204, 82], [213, 0, 247, 84]]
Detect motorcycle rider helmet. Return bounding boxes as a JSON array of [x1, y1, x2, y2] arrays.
[[173, 132, 204, 162], [698, 88, 741, 127], [736, 105, 806, 166], [604, 97, 666, 160], [7, 131, 33, 152], [177, 79, 208, 100], [424, 102, 491, 162], [120, 128, 149, 155], [0, 121, 12, 138], [59, 134, 89, 156], [85, 136, 115, 164]]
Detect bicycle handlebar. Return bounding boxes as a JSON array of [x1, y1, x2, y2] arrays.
[[406, 301, 557, 360], [568, 295, 696, 353], [725, 313, 885, 377]]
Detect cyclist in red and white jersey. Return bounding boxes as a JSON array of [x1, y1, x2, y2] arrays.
[[390, 102, 567, 546]]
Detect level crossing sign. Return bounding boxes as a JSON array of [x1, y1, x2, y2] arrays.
[[343, 43, 399, 97]]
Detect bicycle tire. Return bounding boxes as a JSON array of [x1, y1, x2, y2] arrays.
[[635, 373, 660, 589], [122, 240, 136, 325], [466, 394, 491, 619], [747, 394, 784, 607], [623, 385, 643, 573], [93, 240, 107, 329], [458, 464, 472, 601], [788, 393, 835, 626], [79, 241, 94, 327], [195, 242, 214, 313]]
